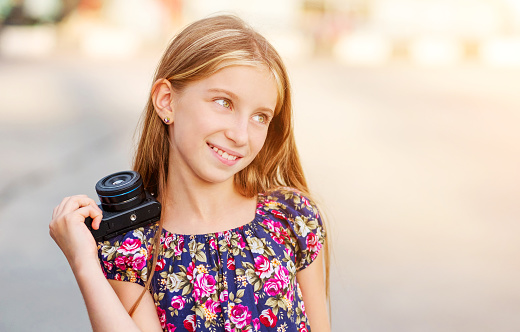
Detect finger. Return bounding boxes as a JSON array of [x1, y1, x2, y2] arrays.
[[61, 196, 99, 216], [91, 212, 104, 231], [74, 205, 103, 226], [55, 195, 93, 216], [54, 196, 73, 217]]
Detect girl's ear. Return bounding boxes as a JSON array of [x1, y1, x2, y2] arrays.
[[152, 78, 175, 123]]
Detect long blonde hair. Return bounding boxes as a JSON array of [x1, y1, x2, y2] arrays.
[[130, 14, 329, 315]]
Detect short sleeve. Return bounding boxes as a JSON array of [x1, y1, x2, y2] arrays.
[[265, 188, 326, 271], [97, 228, 152, 286]]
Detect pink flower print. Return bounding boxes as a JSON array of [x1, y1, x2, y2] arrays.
[[114, 255, 128, 270], [257, 209, 266, 216], [224, 231, 232, 246], [254, 293, 259, 304], [117, 238, 142, 254], [163, 234, 175, 249], [254, 255, 273, 279], [262, 219, 277, 232], [225, 319, 232, 332], [299, 322, 309, 332], [264, 278, 284, 296], [272, 232, 285, 245], [260, 308, 277, 328], [220, 289, 229, 302], [155, 258, 166, 271], [274, 265, 290, 288], [301, 196, 311, 208], [209, 237, 218, 250], [306, 232, 322, 253], [256, 199, 265, 208], [183, 314, 196, 332], [166, 323, 176, 332], [131, 253, 147, 270], [173, 236, 184, 256], [286, 285, 294, 303], [236, 233, 246, 249], [186, 261, 195, 282], [299, 301, 306, 316], [171, 296, 185, 310], [205, 299, 222, 314], [227, 257, 236, 270], [272, 209, 288, 221], [103, 261, 113, 271], [193, 273, 216, 301], [157, 306, 166, 328], [229, 304, 252, 329], [280, 226, 290, 238], [253, 318, 260, 330]]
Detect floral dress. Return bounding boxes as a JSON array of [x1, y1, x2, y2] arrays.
[[97, 188, 325, 332]]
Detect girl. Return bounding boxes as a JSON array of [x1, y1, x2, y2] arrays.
[[50, 15, 329, 332]]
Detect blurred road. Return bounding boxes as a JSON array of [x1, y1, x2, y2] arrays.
[[1, 55, 519, 331]]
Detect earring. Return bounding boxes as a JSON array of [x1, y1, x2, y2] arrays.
[[164, 117, 171, 124]]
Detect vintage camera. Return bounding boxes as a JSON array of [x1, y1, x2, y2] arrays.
[[85, 171, 161, 241]]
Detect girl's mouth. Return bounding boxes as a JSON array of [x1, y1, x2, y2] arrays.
[[207, 143, 241, 162]]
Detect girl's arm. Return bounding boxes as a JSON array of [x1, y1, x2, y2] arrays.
[[74, 256, 162, 332], [296, 250, 330, 332], [50, 195, 162, 332]]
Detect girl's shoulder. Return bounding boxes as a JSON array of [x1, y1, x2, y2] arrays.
[[258, 187, 325, 271], [260, 187, 321, 220]]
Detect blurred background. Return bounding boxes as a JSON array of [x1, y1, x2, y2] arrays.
[[1, 0, 519, 331]]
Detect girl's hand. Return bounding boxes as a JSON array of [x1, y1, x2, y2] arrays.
[[49, 195, 103, 269]]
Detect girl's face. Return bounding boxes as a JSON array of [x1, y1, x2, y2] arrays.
[[168, 65, 278, 186]]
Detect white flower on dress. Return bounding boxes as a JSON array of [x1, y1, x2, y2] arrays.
[[293, 216, 311, 237], [166, 272, 182, 292], [247, 237, 265, 254]]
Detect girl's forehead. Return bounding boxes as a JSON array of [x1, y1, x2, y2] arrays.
[[192, 65, 278, 101]]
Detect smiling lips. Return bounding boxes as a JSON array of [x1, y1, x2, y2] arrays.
[[207, 143, 242, 162]]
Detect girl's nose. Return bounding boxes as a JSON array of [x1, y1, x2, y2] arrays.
[[224, 116, 248, 146]]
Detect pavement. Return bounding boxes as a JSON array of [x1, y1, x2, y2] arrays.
[[1, 54, 519, 331]]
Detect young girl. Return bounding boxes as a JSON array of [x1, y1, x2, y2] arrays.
[[50, 15, 329, 332]]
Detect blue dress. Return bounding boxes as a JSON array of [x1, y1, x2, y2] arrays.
[[97, 188, 325, 332]]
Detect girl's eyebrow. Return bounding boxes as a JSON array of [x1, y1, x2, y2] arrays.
[[207, 88, 239, 100], [207, 88, 274, 115]]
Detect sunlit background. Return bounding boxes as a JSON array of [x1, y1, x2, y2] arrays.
[[1, 0, 519, 331]]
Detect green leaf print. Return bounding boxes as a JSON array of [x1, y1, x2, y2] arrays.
[[195, 250, 207, 262]]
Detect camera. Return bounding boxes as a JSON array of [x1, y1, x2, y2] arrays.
[[85, 171, 161, 241]]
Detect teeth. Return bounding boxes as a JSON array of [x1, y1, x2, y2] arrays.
[[209, 144, 239, 161]]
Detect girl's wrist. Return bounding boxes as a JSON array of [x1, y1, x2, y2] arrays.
[[69, 254, 102, 278]]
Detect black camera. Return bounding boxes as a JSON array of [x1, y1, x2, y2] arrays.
[[85, 171, 161, 241]]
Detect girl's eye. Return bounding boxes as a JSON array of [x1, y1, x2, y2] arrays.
[[215, 99, 231, 108], [252, 114, 268, 124]]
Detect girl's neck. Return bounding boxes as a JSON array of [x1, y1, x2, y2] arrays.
[[160, 171, 257, 235]]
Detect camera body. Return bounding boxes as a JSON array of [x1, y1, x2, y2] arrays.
[[85, 171, 161, 241]]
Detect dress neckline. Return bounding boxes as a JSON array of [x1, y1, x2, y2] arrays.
[[160, 193, 266, 238]]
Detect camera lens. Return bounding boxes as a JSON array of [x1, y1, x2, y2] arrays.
[[95, 171, 146, 212]]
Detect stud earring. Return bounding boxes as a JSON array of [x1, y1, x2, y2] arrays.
[[164, 117, 171, 124]]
